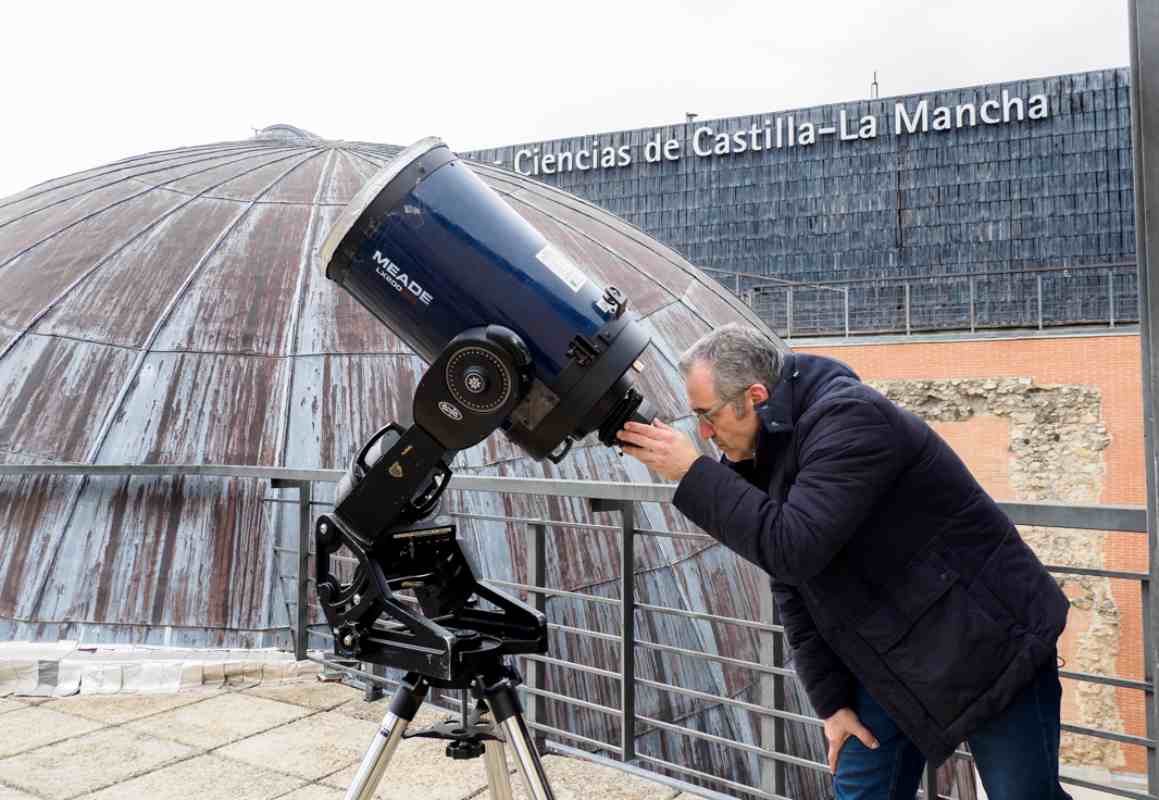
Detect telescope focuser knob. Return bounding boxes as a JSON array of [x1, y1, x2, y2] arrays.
[[596, 286, 627, 319]]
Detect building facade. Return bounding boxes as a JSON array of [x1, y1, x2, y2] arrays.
[[469, 68, 1137, 334]]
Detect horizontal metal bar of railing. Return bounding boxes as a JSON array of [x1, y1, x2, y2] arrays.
[[520, 685, 623, 718], [549, 622, 620, 643], [1059, 773, 1157, 800], [634, 751, 785, 800], [635, 675, 824, 728], [549, 742, 750, 800], [1062, 722, 1156, 749], [1, 462, 1145, 529], [527, 720, 623, 756], [946, 741, 1159, 800], [705, 260, 1139, 288], [486, 578, 621, 607], [1061, 669, 1152, 692], [635, 637, 797, 678], [449, 510, 712, 541], [635, 601, 784, 633], [525, 653, 622, 681], [497, 576, 784, 634], [637, 712, 831, 775], [1046, 564, 1151, 582], [1005, 502, 1147, 532]]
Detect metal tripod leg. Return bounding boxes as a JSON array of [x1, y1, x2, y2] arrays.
[[484, 677, 556, 800], [344, 673, 428, 800], [482, 729, 515, 800]]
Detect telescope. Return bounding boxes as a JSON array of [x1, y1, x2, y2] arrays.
[[312, 138, 656, 800]]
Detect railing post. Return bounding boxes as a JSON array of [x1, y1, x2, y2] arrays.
[[758, 581, 786, 797], [527, 520, 548, 752], [786, 288, 793, 340], [735, 271, 741, 297], [905, 283, 912, 335], [591, 498, 637, 763], [969, 276, 976, 333], [1109, 270, 1117, 328], [272, 477, 311, 661], [296, 481, 312, 661], [1130, 4, 1159, 792], [1043, 271, 1052, 326], [844, 287, 851, 337], [924, 762, 939, 800]]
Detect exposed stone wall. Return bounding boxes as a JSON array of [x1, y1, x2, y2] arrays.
[[869, 377, 1120, 768]]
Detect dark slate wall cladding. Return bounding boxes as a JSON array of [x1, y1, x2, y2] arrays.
[[468, 69, 1134, 289]]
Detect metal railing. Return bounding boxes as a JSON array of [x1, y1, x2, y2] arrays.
[[0, 462, 1152, 800], [700, 263, 1140, 339]]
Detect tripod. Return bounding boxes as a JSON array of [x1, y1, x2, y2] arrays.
[[345, 667, 554, 800]]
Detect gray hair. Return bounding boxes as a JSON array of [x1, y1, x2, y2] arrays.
[[678, 323, 790, 411]]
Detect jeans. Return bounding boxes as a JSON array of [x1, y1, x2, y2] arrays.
[[833, 657, 1072, 799]]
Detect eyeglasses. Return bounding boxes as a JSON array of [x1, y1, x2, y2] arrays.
[[695, 390, 746, 429]]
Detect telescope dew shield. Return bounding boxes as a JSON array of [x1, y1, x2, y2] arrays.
[[321, 137, 652, 461]]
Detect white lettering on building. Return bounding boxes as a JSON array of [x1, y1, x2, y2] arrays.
[[506, 91, 1052, 175]]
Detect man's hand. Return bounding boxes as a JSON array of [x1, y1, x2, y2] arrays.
[[616, 420, 701, 482], [823, 707, 879, 773]]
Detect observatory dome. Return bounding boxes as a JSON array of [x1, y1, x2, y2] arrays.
[[0, 126, 803, 790]]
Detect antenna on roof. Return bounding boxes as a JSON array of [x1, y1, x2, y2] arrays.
[[871, 71, 880, 99]]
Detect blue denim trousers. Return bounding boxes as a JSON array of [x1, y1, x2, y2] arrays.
[[833, 657, 1072, 799]]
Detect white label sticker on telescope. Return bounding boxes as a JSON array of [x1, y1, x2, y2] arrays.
[[536, 244, 587, 293]]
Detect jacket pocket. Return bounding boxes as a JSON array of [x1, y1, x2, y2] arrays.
[[857, 547, 1018, 729]]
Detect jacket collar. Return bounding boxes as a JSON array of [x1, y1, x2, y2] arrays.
[[751, 352, 798, 466], [751, 352, 862, 465]]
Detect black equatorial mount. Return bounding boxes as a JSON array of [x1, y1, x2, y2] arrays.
[[314, 325, 549, 685], [314, 325, 558, 799]]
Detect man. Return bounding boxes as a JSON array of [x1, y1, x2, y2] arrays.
[[617, 323, 1071, 800]]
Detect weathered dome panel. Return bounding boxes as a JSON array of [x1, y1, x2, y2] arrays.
[[283, 353, 425, 470], [36, 199, 244, 346], [159, 148, 302, 196], [41, 476, 272, 634], [0, 188, 189, 329], [97, 352, 287, 466], [0, 337, 136, 462], [150, 204, 314, 354], [324, 152, 378, 204]]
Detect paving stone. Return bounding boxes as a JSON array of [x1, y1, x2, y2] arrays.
[[0, 728, 194, 799], [0, 707, 104, 757], [275, 786, 345, 800], [320, 729, 516, 800], [334, 700, 445, 726], [80, 754, 303, 800], [127, 692, 310, 748], [216, 710, 378, 781], [0, 699, 24, 715], [242, 681, 360, 710], [0, 785, 39, 800], [509, 755, 680, 800], [45, 689, 218, 724]]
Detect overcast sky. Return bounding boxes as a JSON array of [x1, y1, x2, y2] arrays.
[[0, 0, 1131, 199]]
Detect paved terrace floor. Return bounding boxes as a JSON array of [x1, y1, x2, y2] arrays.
[[0, 678, 691, 800]]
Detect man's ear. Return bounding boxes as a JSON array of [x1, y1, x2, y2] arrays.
[[749, 383, 769, 404]]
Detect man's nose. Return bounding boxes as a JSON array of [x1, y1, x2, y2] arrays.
[[698, 419, 713, 440]]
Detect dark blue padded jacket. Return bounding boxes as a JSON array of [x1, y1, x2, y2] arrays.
[[672, 352, 1068, 765]]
